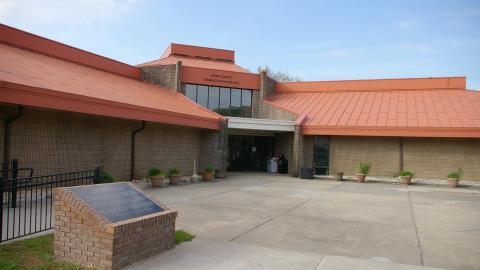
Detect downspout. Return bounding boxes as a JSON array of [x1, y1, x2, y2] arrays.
[[2, 105, 23, 178], [130, 121, 145, 180]]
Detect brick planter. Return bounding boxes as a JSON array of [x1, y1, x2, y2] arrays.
[[53, 184, 177, 270]]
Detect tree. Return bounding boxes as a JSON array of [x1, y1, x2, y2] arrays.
[[258, 65, 302, 82]]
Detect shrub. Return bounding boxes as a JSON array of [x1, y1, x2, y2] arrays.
[[168, 168, 180, 176], [399, 170, 414, 177], [148, 167, 164, 177], [358, 162, 371, 175], [448, 168, 463, 180], [97, 170, 114, 183], [203, 164, 215, 173]]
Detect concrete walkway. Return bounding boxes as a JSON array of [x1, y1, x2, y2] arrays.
[[130, 173, 480, 270]]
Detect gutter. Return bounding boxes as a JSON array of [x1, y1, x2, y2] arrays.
[[130, 121, 146, 180]]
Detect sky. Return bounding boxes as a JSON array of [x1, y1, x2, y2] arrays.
[[1, 0, 479, 88]]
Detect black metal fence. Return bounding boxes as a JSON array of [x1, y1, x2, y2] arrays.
[[1, 162, 99, 243]]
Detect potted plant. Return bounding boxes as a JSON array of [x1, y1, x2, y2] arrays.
[[202, 164, 215, 182], [168, 168, 181, 185], [447, 168, 463, 188], [334, 172, 344, 181], [148, 167, 165, 187], [356, 162, 371, 182], [399, 170, 414, 185]]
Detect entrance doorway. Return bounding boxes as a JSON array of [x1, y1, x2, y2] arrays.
[[228, 135, 274, 171], [314, 136, 330, 175]]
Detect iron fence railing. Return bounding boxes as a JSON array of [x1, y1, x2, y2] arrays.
[[1, 165, 99, 242]]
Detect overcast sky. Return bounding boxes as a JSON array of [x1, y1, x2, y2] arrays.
[[1, 0, 479, 89]]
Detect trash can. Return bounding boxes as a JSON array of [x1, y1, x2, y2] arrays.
[[300, 167, 314, 179]]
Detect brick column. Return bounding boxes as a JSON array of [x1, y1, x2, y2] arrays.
[[175, 61, 183, 93], [291, 124, 303, 177], [199, 118, 228, 178]]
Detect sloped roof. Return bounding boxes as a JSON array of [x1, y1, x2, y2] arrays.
[[138, 55, 252, 73], [0, 40, 222, 130], [268, 79, 480, 138]]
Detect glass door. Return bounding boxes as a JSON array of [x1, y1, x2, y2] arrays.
[[313, 136, 330, 175]]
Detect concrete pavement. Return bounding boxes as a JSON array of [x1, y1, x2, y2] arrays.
[[132, 172, 480, 270]]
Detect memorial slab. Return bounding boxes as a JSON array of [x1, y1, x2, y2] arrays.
[[53, 182, 177, 270]]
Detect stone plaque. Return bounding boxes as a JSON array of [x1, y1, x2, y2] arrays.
[[71, 182, 164, 223]]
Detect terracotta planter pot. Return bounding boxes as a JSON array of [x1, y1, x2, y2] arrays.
[[202, 171, 215, 182], [334, 172, 344, 181], [150, 176, 165, 187], [356, 174, 367, 182], [400, 176, 412, 185], [447, 178, 459, 188], [169, 175, 181, 185]]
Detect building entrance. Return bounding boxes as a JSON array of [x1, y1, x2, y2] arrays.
[[227, 135, 275, 171]]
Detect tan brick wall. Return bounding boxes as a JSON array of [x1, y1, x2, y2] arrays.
[[275, 132, 294, 173], [314, 136, 480, 181], [259, 102, 297, 121], [1, 105, 206, 181], [141, 64, 179, 91], [330, 136, 401, 177], [403, 138, 480, 180], [54, 184, 177, 270]]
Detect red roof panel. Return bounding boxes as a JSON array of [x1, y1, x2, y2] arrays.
[[0, 43, 222, 130], [266, 84, 480, 138], [137, 55, 252, 73]]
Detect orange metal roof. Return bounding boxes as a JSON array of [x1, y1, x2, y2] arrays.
[[0, 23, 141, 79], [0, 42, 222, 130], [268, 80, 480, 138], [160, 43, 235, 62], [137, 55, 252, 73]]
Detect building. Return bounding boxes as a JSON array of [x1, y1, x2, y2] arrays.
[[1, 24, 479, 182]]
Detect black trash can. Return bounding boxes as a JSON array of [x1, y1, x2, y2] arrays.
[[278, 159, 288, 174], [300, 167, 314, 179]]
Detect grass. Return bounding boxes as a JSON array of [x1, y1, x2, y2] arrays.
[[0, 234, 84, 270], [0, 230, 194, 269], [175, 230, 195, 244]]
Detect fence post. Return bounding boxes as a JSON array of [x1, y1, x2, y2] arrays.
[[11, 159, 18, 208], [94, 165, 100, 184]]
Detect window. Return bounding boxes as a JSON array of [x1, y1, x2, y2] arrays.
[[181, 84, 253, 117], [185, 84, 197, 101], [197, 85, 208, 108], [241, 89, 252, 117], [208, 86, 220, 112], [219, 87, 231, 115], [230, 88, 242, 117]]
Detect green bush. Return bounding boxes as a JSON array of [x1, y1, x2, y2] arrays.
[[168, 168, 180, 176], [148, 167, 164, 177], [358, 162, 371, 175], [97, 170, 114, 183], [448, 168, 463, 180], [399, 170, 414, 177], [203, 164, 215, 173]]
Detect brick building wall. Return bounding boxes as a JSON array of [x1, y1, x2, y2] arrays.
[[275, 132, 294, 173], [314, 136, 480, 181], [140, 64, 180, 91], [0, 104, 213, 181], [259, 102, 297, 121]]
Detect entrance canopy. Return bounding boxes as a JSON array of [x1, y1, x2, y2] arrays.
[[227, 117, 295, 132]]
